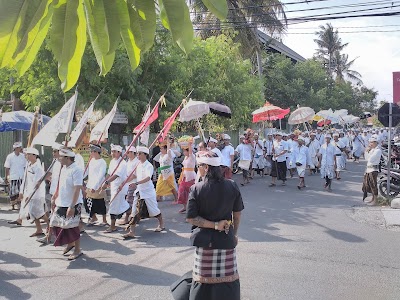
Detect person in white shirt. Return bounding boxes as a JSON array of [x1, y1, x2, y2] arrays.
[[318, 135, 337, 192], [156, 140, 178, 201], [235, 135, 253, 186], [251, 133, 265, 178], [291, 138, 309, 190], [332, 133, 346, 180], [362, 137, 382, 205], [101, 144, 129, 233], [49, 147, 83, 260], [307, 132, 320, 175], [263, 133, 274, 175], [208, 136, 222, 158], [220, 134, 235, 179], [85, 144, 108, 226], [122, 146, 165, 240], [4, 142, 26, 210], [352, 131, 365, 163], [122, 145, 140, 225], [47, 143, 63, 212], [270, 132, 288, 187], [8, 147, 47, 237]]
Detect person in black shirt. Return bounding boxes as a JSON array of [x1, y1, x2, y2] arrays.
[[185, 151, 244, 300]]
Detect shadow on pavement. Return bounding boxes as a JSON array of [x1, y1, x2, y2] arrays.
[[0, 251, 41, 268], [67, 256, 179, 286]]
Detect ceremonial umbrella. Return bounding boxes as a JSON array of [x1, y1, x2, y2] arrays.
[[0, 111, 50, 132], [288, 106, 315, 125], [252, 101, 290, 123], [179, 99, 210, 122], [317, 119, 331, 127], [316, 109, 340, 124], [208, 102, 231, 118], [341, 115, 360, 124]]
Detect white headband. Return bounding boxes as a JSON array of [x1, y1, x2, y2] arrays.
[[111, 144, 123, 152]]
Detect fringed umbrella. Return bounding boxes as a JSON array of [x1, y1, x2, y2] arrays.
[[208, 102, 231, 118], [288, 106, 315, 125], [179, 99, 210, 122], [252, 101, 290, 123]]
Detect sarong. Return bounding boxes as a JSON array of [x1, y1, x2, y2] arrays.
[[156, 174, 177, 197], [128, 194, 150, 229], [270, 161, 287, 181], [362, 171, 378, 200], [177, 179, 195, 205], [296, 166, 306, 177], [50, 204, 81, 247], [85, 197, 106, 217], [320, 164, 335, 179], [126, 187, 136, 206], [252, 155, 265, 170], [9, 179, 22, 201]]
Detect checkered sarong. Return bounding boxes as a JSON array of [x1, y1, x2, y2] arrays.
[[193, 248, 239, 284]]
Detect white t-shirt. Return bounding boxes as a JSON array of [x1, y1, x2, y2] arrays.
[[4, 152, 26, 180], [210, 147, 222, 158], [126, 157, 140, 184], [136, 160, 156, 199], [273, 140, 289, 162], [55, 162, 83, 207], [235, 143, 252, 160], [49, 160, 62, 195], [74, 153, 85, 171], [253, 140, 264, 156], [220, 145, 234, 167], [86, 158, 107, 190]]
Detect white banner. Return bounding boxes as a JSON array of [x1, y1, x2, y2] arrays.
[[69, 101, 96, 148], [31, 91, 77, 146], [90, 100, 118, 143], [140, 106, 150, 146]]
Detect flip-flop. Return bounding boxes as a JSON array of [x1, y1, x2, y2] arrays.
[[104, 228, 118, 233], [8, 220, 22, 226], [122, 234, 136, 240], [98, 222, 109, 226], [63, 245, 75, 255], [68, 252, 83, 261], [154, 227, 166, 232], [29, 232, 44, 237]]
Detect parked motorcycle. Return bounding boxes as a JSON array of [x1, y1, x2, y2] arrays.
[[378, 167, 400, 197], [232, 153, 240, 174]]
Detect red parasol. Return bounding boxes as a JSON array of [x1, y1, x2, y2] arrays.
[[252, 101, 290, 123], [317, 119, 331, 126]]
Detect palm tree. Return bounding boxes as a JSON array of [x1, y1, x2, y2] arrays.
[[190, 0, 287, 58], [333, 51, 363, 85], [314, 23, 348, 75]]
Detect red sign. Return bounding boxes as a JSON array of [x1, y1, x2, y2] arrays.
[[393, 72, 400, 104]]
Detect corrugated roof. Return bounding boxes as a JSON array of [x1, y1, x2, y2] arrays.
[[257, 30, 305, 62]]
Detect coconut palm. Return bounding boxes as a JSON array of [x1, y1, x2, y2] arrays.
[[333, 52, 363, 85], [314, 23, 348, 75], [190, 0, 287, 58]]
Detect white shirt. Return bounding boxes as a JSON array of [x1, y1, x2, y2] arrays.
[[75, 153, 85, 171], [49, 160, 62, 195], [4, 152, 26, 180], [253, 140, 264, 156], [210, 147, 222, 158], [136, 160, 156, 198], [273, 140, 288, 162], [108, 158, 127, 194], [235, 143, 252, 160], [220, 145, 234, 167], [126, 157, 140, 184], [86, 158, 107, 190], [365, 147, 382, 173], [55, 162, 83, 207], [319, 143, 336, 166], [292, 145, 309, 167]]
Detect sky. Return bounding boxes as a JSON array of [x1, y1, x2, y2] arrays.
[[279, 0, 400, 103]]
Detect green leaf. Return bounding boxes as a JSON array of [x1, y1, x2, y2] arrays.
[[127, 0, 156, 52], [0, 0, 29, 67], [117, 0, 141, 69], [158, 0, 193, 54], [201, 0, 228, 20], [12, 0, 53, 64], [50, 0, 87, 91], [15, 4, 54, 76]]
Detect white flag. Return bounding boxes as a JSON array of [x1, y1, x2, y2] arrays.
[[31, 91, 77, 146], [140, 106, 150, 146], [69, 101, 96, 148], [90, 100, 118, 143]]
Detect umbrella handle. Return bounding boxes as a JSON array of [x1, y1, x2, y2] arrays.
[[197, 118, 206, 142]]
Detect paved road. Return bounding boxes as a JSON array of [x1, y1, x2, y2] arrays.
[[1, 161, 400, 300]]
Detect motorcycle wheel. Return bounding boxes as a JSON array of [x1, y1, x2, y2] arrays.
[[378, 179, 400, 198]]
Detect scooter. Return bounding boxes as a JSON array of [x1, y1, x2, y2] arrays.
[[378, 167, 400, 197]]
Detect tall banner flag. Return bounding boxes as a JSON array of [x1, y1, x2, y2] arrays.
[[31, 91, 77, 146], [139, 106, 151, 146], [133, 95, 164, 134], [69, 101, 96, 148], [159, 106, 182, 142], [393, 72, 400, 104], [90, 100, 118, 143]]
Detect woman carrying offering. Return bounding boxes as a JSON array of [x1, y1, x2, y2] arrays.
[[186, 151, 244, 300]]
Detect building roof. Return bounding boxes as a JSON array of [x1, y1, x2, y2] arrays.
[[257, 30, 305, 63]]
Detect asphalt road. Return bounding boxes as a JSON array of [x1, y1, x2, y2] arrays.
[[1, 160, 400, 300]]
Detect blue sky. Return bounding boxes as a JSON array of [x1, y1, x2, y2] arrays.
[[279, 0, 400, 103]]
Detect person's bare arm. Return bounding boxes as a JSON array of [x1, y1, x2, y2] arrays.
[[186, 216, 229, 231], [233, 212, 241, 236], [66, 185, 82, 217], [5, 168, 10, 183]]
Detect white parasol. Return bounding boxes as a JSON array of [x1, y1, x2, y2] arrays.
[[179, 99, 210, 122], [316, 109, 340, 124], [288, 106, 315, 125]]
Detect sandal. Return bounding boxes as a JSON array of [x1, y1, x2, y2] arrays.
[[63, 245, 75, 255], [122, 234, 136, 240], [68, 252, 83, 261], [154, 227, 166, 232], [269, 183, 276, 187], [29, 232, 44, 237], [104, 227, 118, 233], [8, 220, 22, 226], [98, 222, 109, 226]]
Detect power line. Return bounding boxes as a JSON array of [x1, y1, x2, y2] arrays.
[[288, 24, 400, 29]]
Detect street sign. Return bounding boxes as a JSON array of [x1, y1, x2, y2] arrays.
[[112, 110, 128, 124], [378, 103, 400, 127]]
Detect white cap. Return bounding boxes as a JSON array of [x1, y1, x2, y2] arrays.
[[13, 142, 22, 149], [125, 145, 137, 153], [59, 148, 75, 157], [208, 137, 218, 143], [369, 137, 378, 142], [52, 143, 63, 150], [111, 144, 123, 152], [25, 147, 39, 156], [239, 135, 245, 139], [325, 134, 332, 139], [196, 151, 221, 166], [275, 132, 282, 136], [137, 146, 149, 154], [333, 133, 339, 137], [223, 134, 231, 140]]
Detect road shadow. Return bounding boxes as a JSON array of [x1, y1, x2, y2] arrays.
[[67, 256, 179, 286], [312, 221, 367, 243], [0, 273, 33, 300], [0, 251, 41, 268]]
